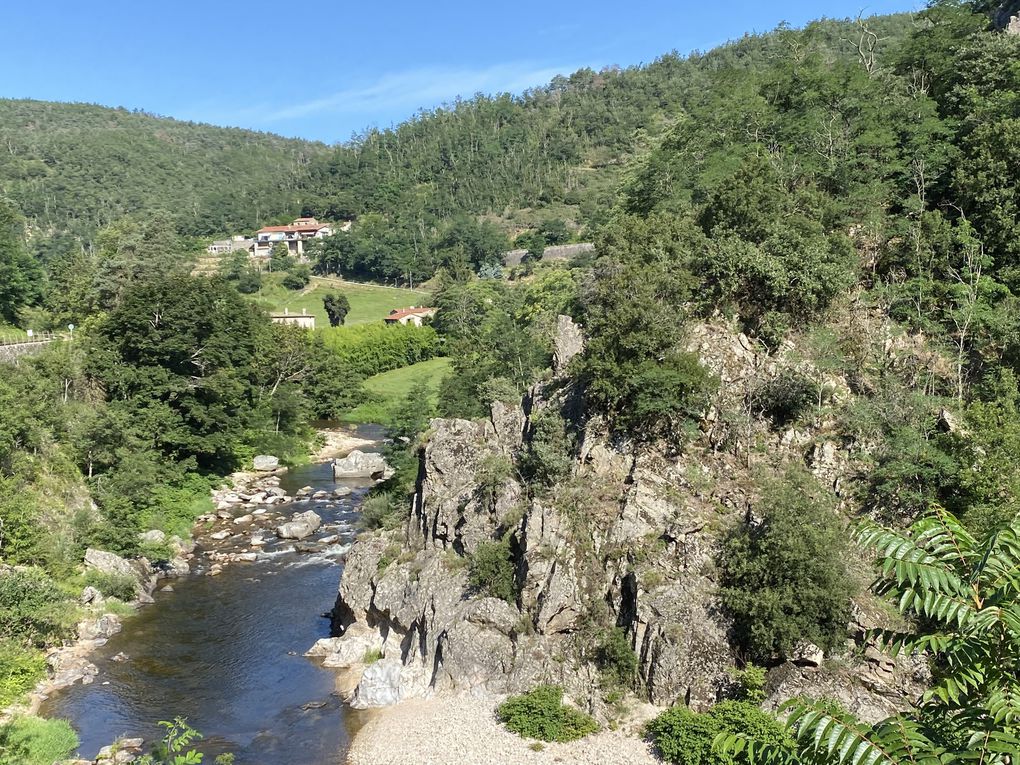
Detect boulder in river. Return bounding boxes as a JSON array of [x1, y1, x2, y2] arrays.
[[253, 454, 280, 471], [276, 510, 322, 540], [332, 450, 389, 479]]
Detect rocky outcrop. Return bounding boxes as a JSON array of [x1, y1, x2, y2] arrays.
[[553, 315, 585, 373], [324, 315, 923, 718], [83, 548, 160, 602], [992, 0, 1020, 31]]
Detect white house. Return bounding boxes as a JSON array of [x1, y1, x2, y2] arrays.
[[253, 217, 334, 259], [270, 308, 316, 329], [384, 307, 437, 327]]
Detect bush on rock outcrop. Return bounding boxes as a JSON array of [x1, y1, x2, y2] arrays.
[[497, 685, 598, 743], [83, 570, 137, 602], [719, 469, 852, 664], [468, 538, 517, 604]]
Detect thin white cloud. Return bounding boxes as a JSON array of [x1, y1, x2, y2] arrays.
[[261, 61, 587, 123]]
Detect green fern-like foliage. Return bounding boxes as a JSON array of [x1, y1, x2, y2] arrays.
[[714, 508, 1020, 764], [857, 506, 1020, 725]]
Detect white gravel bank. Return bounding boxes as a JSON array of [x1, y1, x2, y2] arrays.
[[345, 694, 662, 765]]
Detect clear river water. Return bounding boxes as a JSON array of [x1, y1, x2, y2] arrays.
[[41, 430, 385, 764]]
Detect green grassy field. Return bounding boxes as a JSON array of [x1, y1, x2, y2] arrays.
[[343, 357, 453, 425], [251, 275, 431, 328], [0, 324, 30, 343]]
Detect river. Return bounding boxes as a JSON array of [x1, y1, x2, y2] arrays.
[[41, 432, 385, 764]]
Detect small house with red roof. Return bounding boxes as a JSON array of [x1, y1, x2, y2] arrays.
[[384, 306, 437, 327], [253, 217, 335, 259]]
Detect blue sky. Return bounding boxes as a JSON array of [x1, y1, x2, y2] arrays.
[[2, 0, 921, 144]]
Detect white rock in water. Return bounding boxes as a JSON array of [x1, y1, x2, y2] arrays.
[[276, 510, 322, 540], [253, 455, 279, 471], [233, 514, 254, 525], [209, 530, 231, 540], [332, 450, 389, 479]]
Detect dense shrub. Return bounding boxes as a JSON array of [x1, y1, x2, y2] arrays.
[[0, 567, 74, 646], [319, 323, 438, 377], [357, 493, 404, 531], [620, 353, 717, 441], [0, 715, 79, 765], [497, 685, 599, 742], [750, 369, 819, 427], [520, 410, 575, 486], [0, 641, 46, 707], [468, 539, 516, 604], [596, 627, 638, 688], [719, 469, 852, 663], [83, 570, 138, 601], [281, 264, 310, 290], [234, 268, 262, 294], [727, 664, 766, 704], [646, 700, 791, 764]]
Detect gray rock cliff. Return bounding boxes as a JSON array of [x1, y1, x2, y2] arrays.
[[320, 315, 926, 721]]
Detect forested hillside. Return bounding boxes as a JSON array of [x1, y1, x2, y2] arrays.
[[297, 14, 915, 282], [0, 100, 326, 240], [323, 2, 1020, 762]]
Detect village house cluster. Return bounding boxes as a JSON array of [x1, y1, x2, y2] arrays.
[[211, 217, 437, 332], [207, 217, 349, 262]]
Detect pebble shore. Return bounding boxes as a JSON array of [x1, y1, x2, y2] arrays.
[[345, 694, 662, 765]]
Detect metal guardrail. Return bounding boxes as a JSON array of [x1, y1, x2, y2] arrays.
[[0, 332, 61, 347]]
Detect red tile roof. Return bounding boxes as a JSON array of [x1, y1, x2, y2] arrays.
[[257, 223, 328, 234], [385, 307, 437, 321]]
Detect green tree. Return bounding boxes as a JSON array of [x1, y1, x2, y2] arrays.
[[719, 469, 852, 662], [0, 198, 41, 322], [515, 230, 546, 261], [468, 538, 516, 604], [87, 275, 271, 474], [323, 292, 351, 327], [269, 241, 291, 268], [717, 508, 1020, 764], [93, 213, 191, 309]]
